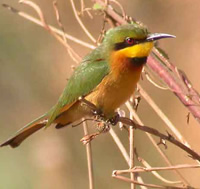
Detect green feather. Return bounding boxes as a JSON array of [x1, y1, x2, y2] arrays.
[[46, 47, 110, 127]]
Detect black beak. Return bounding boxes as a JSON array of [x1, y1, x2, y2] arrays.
[[146, 33, 176, 42]]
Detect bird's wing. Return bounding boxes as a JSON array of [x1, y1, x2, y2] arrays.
[[46, 59, 109, 127]]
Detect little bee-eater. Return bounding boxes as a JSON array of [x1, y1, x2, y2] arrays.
[[0, 24, 175, 148]]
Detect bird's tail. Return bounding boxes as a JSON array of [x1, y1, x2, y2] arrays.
[[0, 113, 48, 148]]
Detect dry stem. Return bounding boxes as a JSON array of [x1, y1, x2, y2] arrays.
[[115, 164, 200, 175], [112, 175, 190, 189], [1, 4, 96, 49], [109, 128, 147, 189], [125, 101, 190, 185], [129, 113, 136, 189], [134, 155, 182, 185], [83, 120, 95, 189], [119, 116, 200, 161], [70, 0, 96, 43], [138, 85, 191, 148]]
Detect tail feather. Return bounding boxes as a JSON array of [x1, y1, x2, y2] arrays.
[[55, 122, 71, 129], [0, 114, 48, 148]]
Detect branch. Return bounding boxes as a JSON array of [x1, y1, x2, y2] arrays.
[[119, 117, 200, 161], [79, 98, 200, 174], [112, 175, 189, 189], [125, 101, 190, 185], [129, 112, 136, 189], [134, 152, 182, 185], [79, 96, 197, 185], [82, 120, 95, 189], [70, 0, 96, 43], [148, 55, 200, 123], [109, 127, 130, 164], [137, 85, 190, 148], [2, 4, 96, 49], [114, 164, 200, 175], [52, 0, 81, 63]]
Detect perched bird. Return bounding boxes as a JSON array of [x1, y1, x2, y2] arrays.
[[0, 24, 174, 148]]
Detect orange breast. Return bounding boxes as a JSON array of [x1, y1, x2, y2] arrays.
[[85, 51, 144, 117]]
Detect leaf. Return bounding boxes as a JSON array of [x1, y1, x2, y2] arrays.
[[93, 3, 103, 10]]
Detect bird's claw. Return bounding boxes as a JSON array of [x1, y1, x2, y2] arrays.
[[96, 122, 110, 133], [94, 112, 120, 134], [107, 113, 120, 126], [94, 111, 120, 126]]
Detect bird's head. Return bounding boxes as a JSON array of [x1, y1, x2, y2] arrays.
[[102, 24, 175, 65]]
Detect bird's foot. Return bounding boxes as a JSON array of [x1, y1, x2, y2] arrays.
[[106, 113, 120, 126], [94, 111, 120, 126], [95, 113, 120, 133], [79, 97, 120, 126], [96, 122, 110, 133], [93, 109, 105, 121], [80, 113, 120, 145]]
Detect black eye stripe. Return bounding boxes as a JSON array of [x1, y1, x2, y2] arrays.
[[114, 42, 130, 50], [114, 38, 146, 51]]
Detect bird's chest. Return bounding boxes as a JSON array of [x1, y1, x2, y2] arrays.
[[86, 63, 143, 117]]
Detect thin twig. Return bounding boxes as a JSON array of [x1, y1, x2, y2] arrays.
[[144, 70, 169, 90], [109, 0, 126, 19], [81, 98, 195, 185], [119, 116, 200, 161], [129, 112, 135, 189], [53, 1, 67, 43], [2, 4, 96, 49], [115, 164, 200, 175], [138, 85, 191, 148], [112, 175, 188, 189], [125, 101, 190, 185], [79, 0, 93, 18], [83, 120, 95, 189], [135, 155, 182, 185], [52, 1, 81, 63], [136, 176, 148, 189], [19, 1, 63, 44], [80, 0, 85, 15], [19, 1, 82, 63], [70, 0, 96, 43], [109, 128, 129, 164], [109, 128, 147, 189], [148, 55, 200, 123]]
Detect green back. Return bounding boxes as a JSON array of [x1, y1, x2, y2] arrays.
[[46, 46, 109, 127]]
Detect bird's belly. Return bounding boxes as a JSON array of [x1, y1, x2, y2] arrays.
[[85, 68, 142, 117], [55, 66, 143, 126]]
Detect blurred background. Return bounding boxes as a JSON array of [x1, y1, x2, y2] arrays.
[[0, 0, 200, 188]]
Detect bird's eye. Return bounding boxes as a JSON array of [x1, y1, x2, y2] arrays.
[[125, 37, 135, 45]]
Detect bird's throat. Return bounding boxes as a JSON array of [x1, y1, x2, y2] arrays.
[[128, 56, 147, 67]]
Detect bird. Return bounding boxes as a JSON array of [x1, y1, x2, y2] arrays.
[[0, 24, 175, 148]]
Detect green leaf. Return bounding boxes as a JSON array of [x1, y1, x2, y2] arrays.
[[93, 3, 103, 10]]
